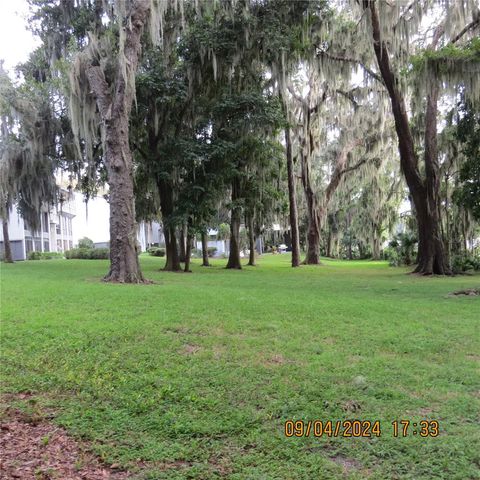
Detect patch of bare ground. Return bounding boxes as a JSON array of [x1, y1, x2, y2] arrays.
[[446, 288, 480, 297], [305, 445, 370, 477], [258, 353, 299, 368], [178, 343, 202, 355], [330, 454, 364, 474], [0, 406, 130, 480]]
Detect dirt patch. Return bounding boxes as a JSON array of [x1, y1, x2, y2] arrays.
[[178, 344, 202, 355], [447, 288, 480, 297], [466, 354, 480, 362], [0, 407, 130, 480], [330, 454, 363, 472], [212, 345, 226, 360], [342, 400, 361, 413]]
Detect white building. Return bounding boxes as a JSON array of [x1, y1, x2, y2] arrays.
[[0, 190, 76, 260]]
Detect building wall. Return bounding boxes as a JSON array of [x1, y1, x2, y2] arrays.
[[0, 190, 76, 259]]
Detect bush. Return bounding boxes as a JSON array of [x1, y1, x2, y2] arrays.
[[27, 251, 42, 260], [40, 251, 64, 260], [386, 232, 417, 267], [27, 251, 64, 260], [65, 248, 109, 259], [147, 247, 165, 257], [452, 253, 480, 274], [207, 247, 217, 257]]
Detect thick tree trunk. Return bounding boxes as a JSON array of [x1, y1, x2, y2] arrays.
[[85, 0, 150, 283], [284, 123, 301, 267], [413, 85, 450, 274], [157, 176, 182, 271], [103, 120, 144, 283], [201, 231, 210, 266], [163, 224, 181, 271], [2, 219, 13, 263], [247, 214, 256, 266], [226, 179, 242, 269], [366, 1, 450, 275], [300, 152, 321, 265]]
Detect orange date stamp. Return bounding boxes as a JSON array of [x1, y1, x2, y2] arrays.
[[284, 420, 439, 438]]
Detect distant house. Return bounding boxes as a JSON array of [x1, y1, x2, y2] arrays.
[[195, 229, 228, 257], [137, 221, 165, 251], [0, 190, 76, 261]]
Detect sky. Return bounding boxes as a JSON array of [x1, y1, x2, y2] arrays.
[[0, 0, 40, 76]]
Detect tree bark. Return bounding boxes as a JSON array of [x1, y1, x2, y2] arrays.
[[85, 0, 150, 283], [184, 230, 193, 272], [226, 178, 242, 269], [284, 117, 301, 267], [179, 225, 186, 263], [372, 231, 381, 260], [247, 214, 256, 266], [201, 231, 210, 266], [157, 175, 182, 271], [163, 223, 181, 271], [300, 150, 321, 265], [2, 218, 13, 263], [413, 84, 450, 274], [365, 1, 450, 275]]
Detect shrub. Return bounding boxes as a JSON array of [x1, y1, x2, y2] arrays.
[[207, 247, 217, 257], [65, 248, 109, 259], [452, 253, 480, 274], [27, 251, 42, 260], [386, 232, 417, 267], [40, 251, 64, 260], [147, 247, 165, 257]]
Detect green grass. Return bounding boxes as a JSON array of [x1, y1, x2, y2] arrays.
[[1, 255, 479, 479]]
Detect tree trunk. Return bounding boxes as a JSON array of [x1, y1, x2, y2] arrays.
[[300, 151, 321, 265], [163, 224, 181, 271], [284, 121, 301, 267], [201, 231, 210, 266], [226, 179, 242, 269], [85, 0, 150, 283], [103, 119, 144, 283], [157, 174, 182, 271], [2, 218, 13, 263], [372, 227, 381, 260], [184, 231, 193, 272], [366, 1, 450, 275], [247, 214, 256, 266], [413, 84, 450, 274], [179, 225, 186, 263], [326, 228, 332, 258]]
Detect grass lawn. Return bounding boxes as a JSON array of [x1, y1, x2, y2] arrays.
[[1, 255, 479, 479]]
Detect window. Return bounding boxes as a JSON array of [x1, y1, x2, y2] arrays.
[[44, 240, 50, 252], [43, 212, 49, 233], [57, 239, 62, 251], [63, 240, 68, 251], [34, 239, 42, 252]]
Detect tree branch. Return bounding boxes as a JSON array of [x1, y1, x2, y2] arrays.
[[316, 49, 385, 85], [450, 14, 480, 45]]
